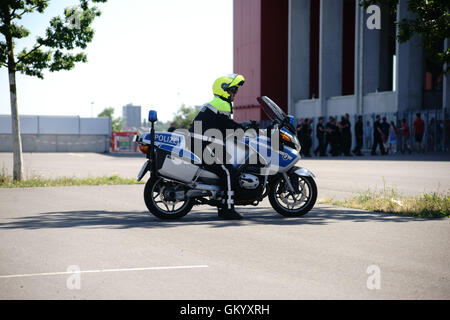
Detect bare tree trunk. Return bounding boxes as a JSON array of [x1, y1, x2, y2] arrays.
[[8, 70, 23, 181], [5, 14, 23, 181]]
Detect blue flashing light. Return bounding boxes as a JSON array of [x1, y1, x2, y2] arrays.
[[287, 115, 294, 125], [148, 110, 158, 122]]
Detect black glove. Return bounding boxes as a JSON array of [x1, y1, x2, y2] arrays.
[[241, 120, 259, 130]]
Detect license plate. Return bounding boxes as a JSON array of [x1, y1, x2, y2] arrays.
[[137, 160, 150, 181]]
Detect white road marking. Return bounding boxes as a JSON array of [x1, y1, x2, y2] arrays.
[[0, 265, 209, 279]]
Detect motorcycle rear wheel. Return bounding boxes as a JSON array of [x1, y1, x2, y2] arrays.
[[144, 176, 194, 220], [269, 175, 317, 217]]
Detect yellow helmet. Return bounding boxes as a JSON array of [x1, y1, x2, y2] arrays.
[[212, 74, 245, 102]]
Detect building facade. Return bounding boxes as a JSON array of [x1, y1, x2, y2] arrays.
[[122, 104, 142, 129], [233, 0, 450, 121]]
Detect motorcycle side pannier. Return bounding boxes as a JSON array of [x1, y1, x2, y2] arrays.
[[157, 149, 199, 183]]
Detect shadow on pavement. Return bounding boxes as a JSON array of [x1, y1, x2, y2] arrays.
[[0, 205, 431, 230], [102, 152, 144, 158], [86, 151, 450, 161], [303, 151, 450, 162]]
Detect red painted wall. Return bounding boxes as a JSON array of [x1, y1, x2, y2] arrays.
[[234, 0, 358, 119], [233, 0, 288, 121], [260, 0, 289, 120], [233, 0, 262, 121]]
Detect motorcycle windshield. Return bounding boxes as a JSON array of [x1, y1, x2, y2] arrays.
[[257, 96, 286, 122]]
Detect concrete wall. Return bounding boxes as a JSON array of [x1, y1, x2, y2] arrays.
[[364, 91, 397, 114], [288, 0, 310, 114], [0, 134, 110, 152], [319, 0, 344, 115], [294, 91, 397, 118], [327, 95, 357, 116], [0, 115, 111, 152], [362, 10, 381, 95], [294, 98, 321, 118], [395, 0, 423, 111], [0, 115, 111, 135]]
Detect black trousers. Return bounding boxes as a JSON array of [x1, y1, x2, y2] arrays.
[[190, 133, 239, 210], [301, 137, 312, 156], [203, 163, 238, 209], [371, 135, 385, 154], [354, 135, 363, 153], [326, 135, 337, 155], [342, 135, 350, 155], [315, 136, 326, 155]]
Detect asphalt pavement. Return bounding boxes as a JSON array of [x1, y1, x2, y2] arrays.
[[0, 152, 449, 299], [0, 185, 449, 299], [1, 152, 449, 198]]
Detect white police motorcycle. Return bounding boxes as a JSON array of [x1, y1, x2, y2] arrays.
[[134, 96, 317, 220]]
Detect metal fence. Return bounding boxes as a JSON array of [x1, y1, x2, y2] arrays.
[[259, 109, 450, 154]]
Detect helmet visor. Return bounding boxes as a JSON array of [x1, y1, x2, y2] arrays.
[[228, 74, 245, 88]]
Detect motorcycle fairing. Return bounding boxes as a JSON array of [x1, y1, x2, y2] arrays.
[[142, 129, 299, 173], [142, 132, 201, 164]]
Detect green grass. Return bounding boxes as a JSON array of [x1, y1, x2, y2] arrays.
[[319, 187, 450, 218], [0, 168, 144, 188]]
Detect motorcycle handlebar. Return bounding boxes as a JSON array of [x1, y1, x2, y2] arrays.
[[241, 120, 260, 131]]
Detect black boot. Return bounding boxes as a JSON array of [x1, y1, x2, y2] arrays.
[[217, 195, 242, 220], [217, 205, 226, 218], [220, 205, 243, 220]]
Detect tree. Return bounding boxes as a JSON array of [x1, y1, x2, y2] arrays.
[[172, 104, 200, 130], [0, 0, 107, 180], [361, 0, 450, 73], [98, 107, 123, 132], [154, 121, 170, 132]]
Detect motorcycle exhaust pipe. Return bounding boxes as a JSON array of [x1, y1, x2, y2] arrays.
[[189, 183, 221, 192], [185, 189, 210, 198]]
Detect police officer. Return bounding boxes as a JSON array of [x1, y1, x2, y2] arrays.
[[352, 115, 363, 156], [314, 117, 326, 156], [371, 115, 386, 155], [325, 117, 338, 156], [189, 74, 245, 220], [341, 113, 352, 156]]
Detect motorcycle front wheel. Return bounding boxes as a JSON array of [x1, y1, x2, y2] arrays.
[[268, 175, 317, 217], [144, 176, 194, 220]]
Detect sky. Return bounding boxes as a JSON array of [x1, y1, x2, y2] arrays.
[[0, 0, 233, 122]]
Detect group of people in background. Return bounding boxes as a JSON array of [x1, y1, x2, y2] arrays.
[[304, 114, 354, 157], [296, 113, 432, 157], [167, 113, 442, 158]]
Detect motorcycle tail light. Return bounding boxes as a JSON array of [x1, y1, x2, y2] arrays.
[[138, 145, 149, 154]]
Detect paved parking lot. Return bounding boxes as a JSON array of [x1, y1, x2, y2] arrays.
[[1, 152, 449, 198], [0, 152, 449, 299], [0, 185, 449, 299]]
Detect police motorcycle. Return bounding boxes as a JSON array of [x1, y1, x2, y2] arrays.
[[134, 96, 317, 220]]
